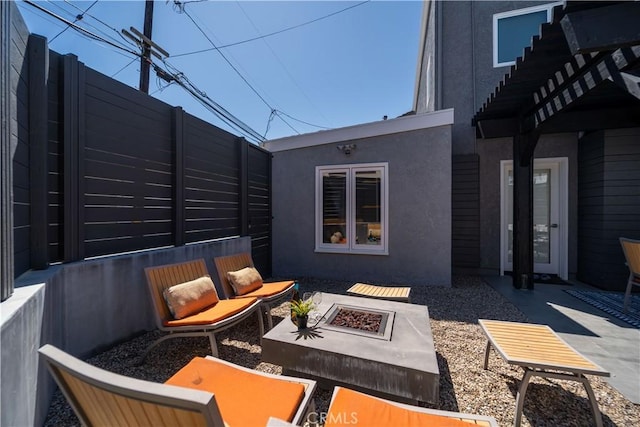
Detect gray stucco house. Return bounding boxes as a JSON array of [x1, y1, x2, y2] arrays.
[[265, 110, 454, 286], [414, 0, 640, 290]]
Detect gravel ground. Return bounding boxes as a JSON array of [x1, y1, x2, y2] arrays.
[[44, 276, 639, 426]]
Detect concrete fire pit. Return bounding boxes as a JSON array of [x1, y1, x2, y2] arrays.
[[261, 293, 439, 405]]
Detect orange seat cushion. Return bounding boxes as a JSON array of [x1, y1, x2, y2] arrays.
[[166, 357, 305, 426], [234, 281, 294, 299], [163, 297, 257, 326], [325, 388, 473, 427]]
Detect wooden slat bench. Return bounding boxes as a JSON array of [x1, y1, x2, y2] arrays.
[[479, 319, 610, 427], [346, 283, 411, 303]]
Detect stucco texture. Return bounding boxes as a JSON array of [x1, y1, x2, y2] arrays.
[[270, 126, 452, 287]]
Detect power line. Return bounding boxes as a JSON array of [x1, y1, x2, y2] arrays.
[[49, 0, 99, 43], [172, 0, 371, 58], [181, 7, 300, 136], [275, 110, 331, 130], [235, 1, 332, 129], [23, 0, 140, 57], [182, 10, 271, 111], [22, 0, 266, 144], [60, 0, 142, 49], [160, 61, 265, 143], [111, 57, 137, 78]]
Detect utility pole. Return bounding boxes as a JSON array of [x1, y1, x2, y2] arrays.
[[139, 0, 154, 93]]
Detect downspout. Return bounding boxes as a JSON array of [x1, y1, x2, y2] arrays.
[[435, 0, 443, 110], [471, 0, 477, 153]]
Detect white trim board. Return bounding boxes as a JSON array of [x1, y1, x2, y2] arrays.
[[263, 109, 454, 153]]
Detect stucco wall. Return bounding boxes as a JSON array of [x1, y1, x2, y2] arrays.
[[270, 125, 452, 287], [477, 134, 579, 276], [412, 0, 558, 154], [1, 236, 250, 427]]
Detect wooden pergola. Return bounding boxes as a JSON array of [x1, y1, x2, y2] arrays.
[[473, 1, 640, 289]]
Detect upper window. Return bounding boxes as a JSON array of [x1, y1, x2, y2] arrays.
[[315, 163, 388, 255], [493, 3, 559, 67]]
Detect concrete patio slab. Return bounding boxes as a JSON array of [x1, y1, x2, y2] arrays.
[[261, 293, 439, 406]]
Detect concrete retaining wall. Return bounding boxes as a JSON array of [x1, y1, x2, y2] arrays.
[[0, 236, 250, 427]]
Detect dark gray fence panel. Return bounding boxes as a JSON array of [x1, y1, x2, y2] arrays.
[[452, 154, 480, 269], [47, 51, 63, 263], [82, 68, 174, 257], [247, 143, 271, 276], [8, 47, 274, 273], [184, 113, 241, 243], [29, 35, 49, 269], [9, 3, 31, 280], [578, 129, 640, 291], [1, 1, 13, 299]]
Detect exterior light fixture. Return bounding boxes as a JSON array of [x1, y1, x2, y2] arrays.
[[337, 144, 357, 155]]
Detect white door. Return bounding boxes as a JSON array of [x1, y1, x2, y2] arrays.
[[501, 158, 568, 279]]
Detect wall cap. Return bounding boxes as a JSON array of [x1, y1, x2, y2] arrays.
[[264, 109, 454, 153]]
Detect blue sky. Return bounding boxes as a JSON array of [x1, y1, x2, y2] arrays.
[[17, 0, 423, 143]]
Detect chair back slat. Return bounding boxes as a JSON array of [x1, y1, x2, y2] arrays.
[[145, 259, 212, 326], [213, 253, 254, 299], [621, 238, 640, 276], [39, 344, 225, 427]]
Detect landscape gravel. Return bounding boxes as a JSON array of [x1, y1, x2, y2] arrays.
[[44, 276, 639, 426]]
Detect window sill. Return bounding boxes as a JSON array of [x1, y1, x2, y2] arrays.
[[315, 247, 388, 256]]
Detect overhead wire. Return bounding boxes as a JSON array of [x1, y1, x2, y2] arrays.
[[111, 57, 138, 78], [60, 0, 143, 49], [180, 6, 300, 136], [160, 61, 264, 143], [172, 0, 371, 58], [274, 110, 331, 130], [22, 0, 265, 144], [49, 0, 99, 43], [235, 1, 332, 130], [23, 0, 140, 57]]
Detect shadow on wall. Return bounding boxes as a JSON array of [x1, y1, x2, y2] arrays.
[[0, 236, 251, 427]]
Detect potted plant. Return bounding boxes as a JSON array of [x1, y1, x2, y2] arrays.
[[290, 298, 314, 330]]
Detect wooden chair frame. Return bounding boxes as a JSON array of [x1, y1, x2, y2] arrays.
[[213, 253, 294, 330], [39, 344, 226, 426], [144, 258, 263, 361], [620, 237, 640, 312], [39, 344, 317, 427]]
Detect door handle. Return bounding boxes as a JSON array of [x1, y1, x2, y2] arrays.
[[550, 224, 558, 228]]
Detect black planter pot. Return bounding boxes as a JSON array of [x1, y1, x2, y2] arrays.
[[297, 315, 308, 330]]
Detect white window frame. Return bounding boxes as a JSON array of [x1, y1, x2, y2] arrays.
[[493, 2, 561, 68], [315, 162, 389, 255]]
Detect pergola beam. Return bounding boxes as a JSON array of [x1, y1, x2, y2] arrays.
[[561, 2, 640, 54], [534, 46, 640, 127], [610, 71, 640, 101]]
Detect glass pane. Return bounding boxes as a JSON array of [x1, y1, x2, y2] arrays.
[[497, 10, 547, 63], [533, 169, 551, 264], [322, 171, 346, 244], [506, 168, 551, 265], [355, 170, 381, 245]]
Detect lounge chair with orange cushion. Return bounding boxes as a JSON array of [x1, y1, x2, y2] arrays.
[[39, 344, 316, 427], [620, 237, 640, 312], [144, 258, 263, 360], [214, 253, 295, 330], [324, 387, 498, 427]]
